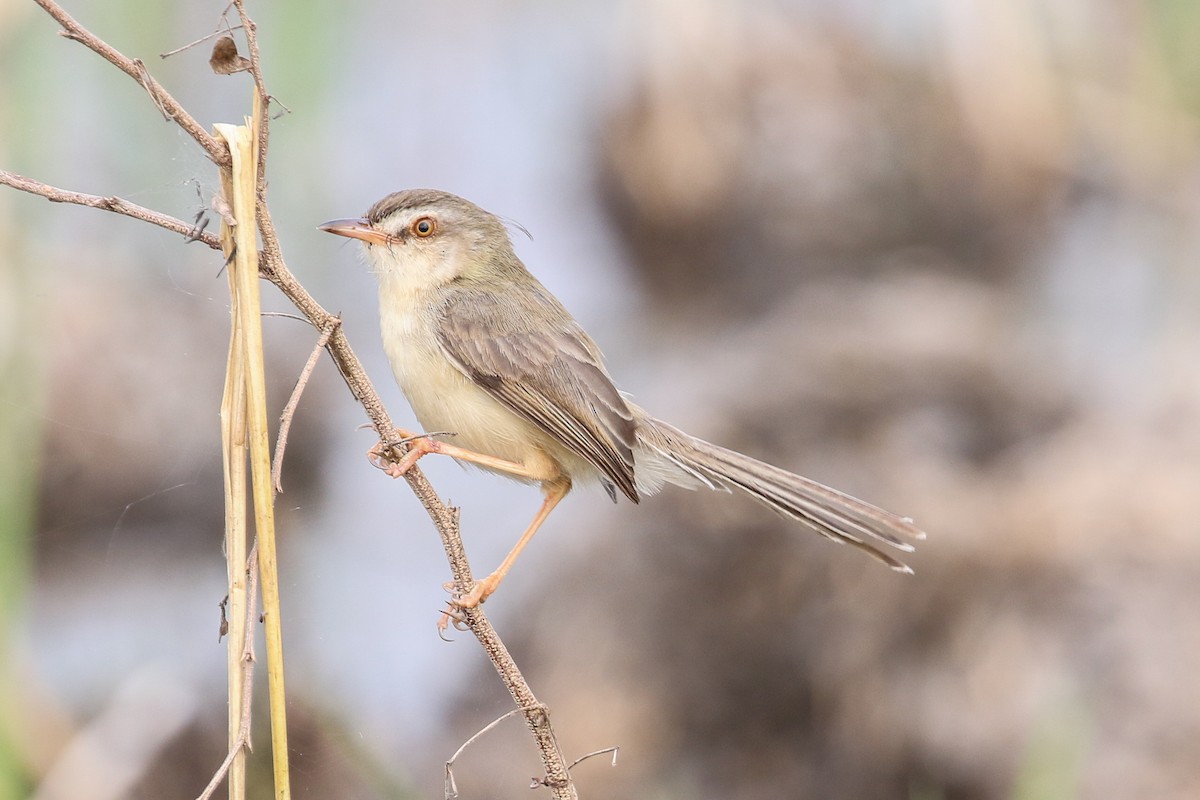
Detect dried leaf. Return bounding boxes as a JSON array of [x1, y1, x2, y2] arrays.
[[209, 36, 251, 75]]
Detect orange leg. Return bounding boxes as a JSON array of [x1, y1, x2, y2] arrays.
[[453, 477, 571, 610], [371, 433, 570, 619], [369, 434, 547, 481]]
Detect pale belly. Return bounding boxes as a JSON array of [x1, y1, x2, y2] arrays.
[[380, 304, 587, 485]]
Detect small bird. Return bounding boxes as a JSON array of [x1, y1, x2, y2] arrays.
[[320, 189, 923, 610]]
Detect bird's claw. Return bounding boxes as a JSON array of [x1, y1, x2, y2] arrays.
[[368, 433, 444, 478], [436, 572, 496, 632], [436, 603, 470, 639], [442, 577, 493, 611]]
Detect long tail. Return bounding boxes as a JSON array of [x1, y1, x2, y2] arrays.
[[635, 416, 924, 573]]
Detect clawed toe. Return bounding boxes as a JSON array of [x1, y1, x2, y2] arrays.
[[436, 579, 491, 637], [437, 603, 470, 638], [368, 434, 441, 478], [440, 576, 497, 611]]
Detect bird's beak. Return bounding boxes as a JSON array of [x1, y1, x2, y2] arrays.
[[318, 217, 391, 245]]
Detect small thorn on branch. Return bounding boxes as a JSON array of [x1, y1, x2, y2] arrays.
[[531, 747, 620, 790]]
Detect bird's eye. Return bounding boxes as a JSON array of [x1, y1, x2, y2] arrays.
[[411, 216, 436, 237]]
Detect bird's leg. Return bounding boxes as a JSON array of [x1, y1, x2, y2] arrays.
[[452, 477, 571, 610], [369, 433, 545, 481]]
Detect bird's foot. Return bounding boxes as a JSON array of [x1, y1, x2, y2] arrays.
[[368, 433, 445, 478], [436, 602, 469, 639], [442, 575, 499, 610], [434, 576, 497, 636]]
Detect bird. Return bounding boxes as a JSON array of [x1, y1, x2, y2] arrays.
[[319, 189, 923, 611]]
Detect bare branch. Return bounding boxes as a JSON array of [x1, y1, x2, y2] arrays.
[[161, 25, 244, 60], [427, 510, 577, 798], [0, 169, 221, 249], [445, 708, 529, 799], [272, 316, 340, 493], [532, 747, 620, 788], [567, 746, 619, 773], [31, 0, 230, 167], [260, 312, 313, 325], [230, 0, 285, 275]]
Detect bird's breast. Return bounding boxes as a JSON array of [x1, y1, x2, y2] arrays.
[[377, 290, 571, 482]]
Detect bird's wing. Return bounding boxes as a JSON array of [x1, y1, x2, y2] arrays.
[[435, 286, 639, 502]]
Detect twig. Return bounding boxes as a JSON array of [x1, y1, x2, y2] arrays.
[[269, 98, 292, 121], [430, 510, 578, 798], [444, 708, 528, 799], [231, 1, 269, 180], [132, 58, 172, 120], [261, 312, 313, 325], [196, 545, 260, 800], [0, 170, 221, 250], [231, 0, 283, 273], [272, 316, 340, 493], [31, 0, 229, 167], [532, 747, 620, 788], [568, 747, 619, 773], [160, 24, 244, 59]]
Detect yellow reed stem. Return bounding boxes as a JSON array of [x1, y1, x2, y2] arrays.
[[215, 96, 291, 799]]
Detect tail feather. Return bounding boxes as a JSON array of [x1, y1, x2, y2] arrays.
[[636, 417, 923, 573]]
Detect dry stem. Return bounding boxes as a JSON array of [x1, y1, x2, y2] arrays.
[[196, 546, 260, 800], [215, 111, 292, 799], [272, 316, 340, 493]]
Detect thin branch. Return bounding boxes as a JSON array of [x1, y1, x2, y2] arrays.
[[196, 545, 260, 800], [445, 708, 528, 799], [0, 170, 222, 249], [161, 24, 244, 59], [566, 746, 619, 773], [232, 0, 269, 184], [429, 510, 577, 798], [468, 614, 575, 796], [31, 0, 230, 167], [532, 747, 620, 788], [133, 58, 172, 121], [272, 316, 340, 493], [231, 0, 283, 272]]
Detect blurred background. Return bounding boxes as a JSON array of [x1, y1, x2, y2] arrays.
[[4, 0, 1200, 798]]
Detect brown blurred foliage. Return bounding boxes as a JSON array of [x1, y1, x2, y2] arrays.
[[437, 5, 1200, 800]]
